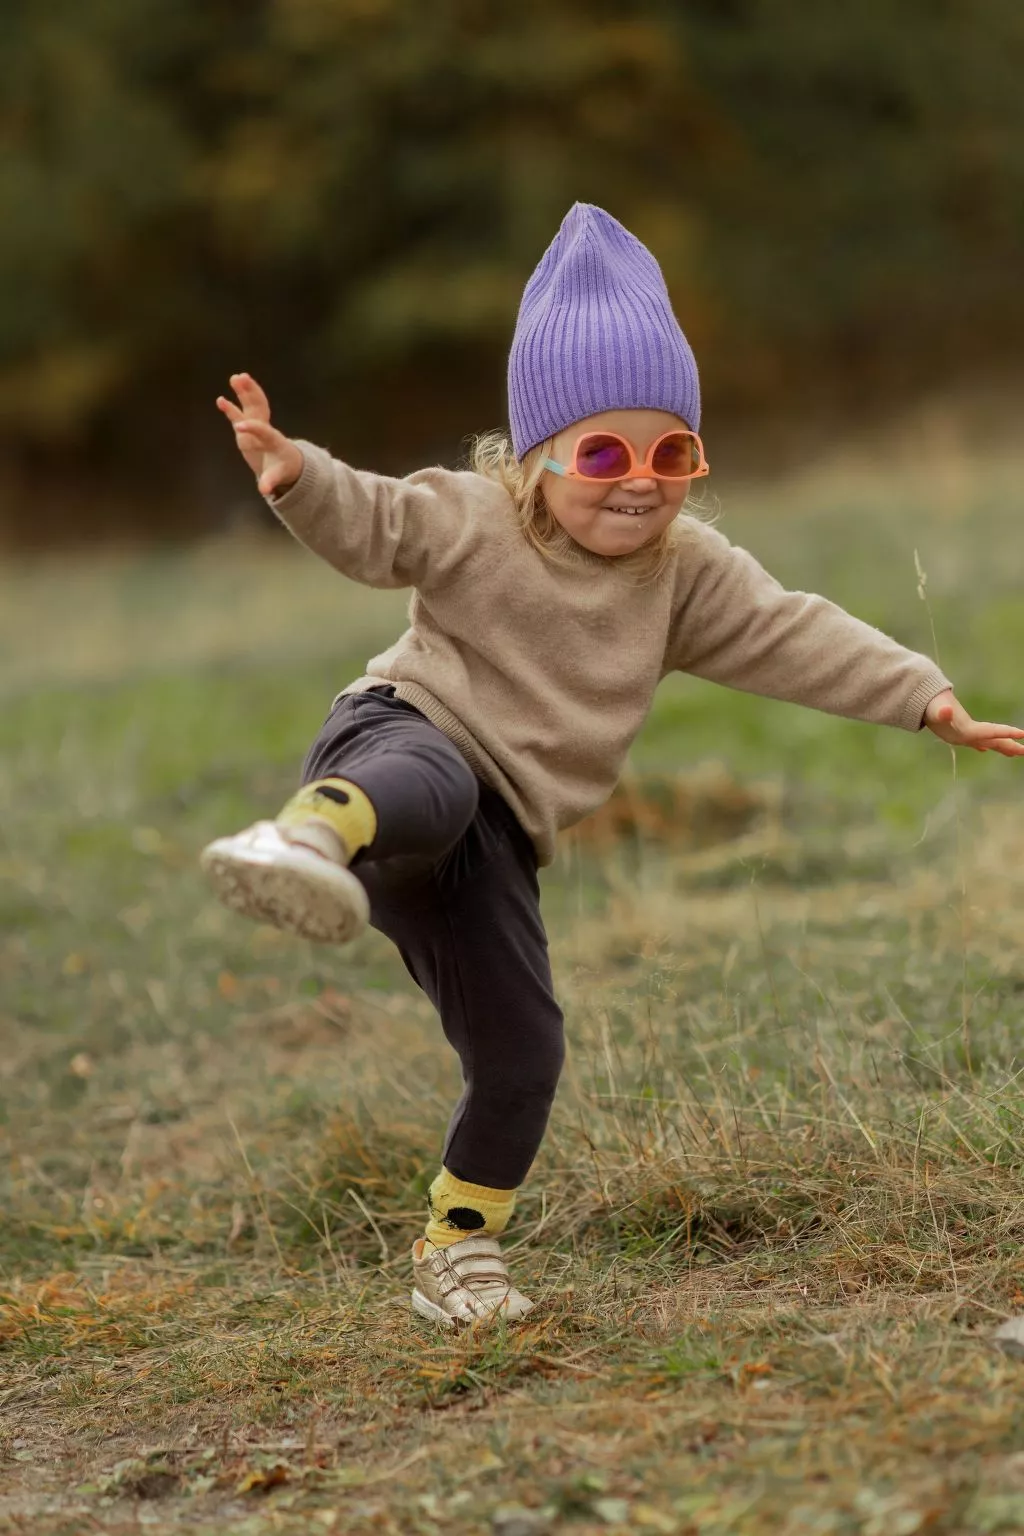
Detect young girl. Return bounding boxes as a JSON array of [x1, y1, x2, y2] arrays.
[[203, 202, 1023, 1328]]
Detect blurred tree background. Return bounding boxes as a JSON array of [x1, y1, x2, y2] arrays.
[[1, 0, 1022, 545]]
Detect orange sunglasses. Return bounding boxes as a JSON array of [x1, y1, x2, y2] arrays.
[[544, 428, 709, 482]]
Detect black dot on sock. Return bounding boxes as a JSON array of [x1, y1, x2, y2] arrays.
[[445, 1206, 486, 1231], [317, 785, 351, 806]]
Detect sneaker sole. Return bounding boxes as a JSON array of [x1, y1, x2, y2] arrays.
[[410, 1287, 535, 1329], [200, 841, 369, 944]]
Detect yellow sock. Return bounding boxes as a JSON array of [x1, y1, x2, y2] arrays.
[[276, 778, 378, 864], [424, 1167, 517, 1248]]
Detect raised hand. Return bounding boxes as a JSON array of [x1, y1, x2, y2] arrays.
[[924, 689, 1024, 756], [216, 372, 304, 498]]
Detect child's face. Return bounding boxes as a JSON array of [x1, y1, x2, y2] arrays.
[[541, 408, 693, 558]]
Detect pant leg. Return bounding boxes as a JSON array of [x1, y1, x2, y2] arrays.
[[301, 688, 479, 864], [359, 780, 565, 1190], [301, 688, 565, 1189]]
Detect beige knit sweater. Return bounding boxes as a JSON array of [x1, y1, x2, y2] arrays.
[[267, 441, 951, 866]]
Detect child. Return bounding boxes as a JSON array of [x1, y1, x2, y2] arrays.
[[203, 203, 1023, 1328]]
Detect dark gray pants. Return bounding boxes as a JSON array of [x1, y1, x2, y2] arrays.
[[301, 687, 565, 1189]]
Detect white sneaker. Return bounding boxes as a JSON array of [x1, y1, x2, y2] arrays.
[[200, 820, 369, 944], [411, 1235, 535, 1328]]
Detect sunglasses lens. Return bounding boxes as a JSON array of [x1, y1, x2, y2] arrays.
[[575, 434, 632, 479], [651, 432, 699, 477]]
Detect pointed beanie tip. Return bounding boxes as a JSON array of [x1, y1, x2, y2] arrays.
[[507, 202, 700, 457]]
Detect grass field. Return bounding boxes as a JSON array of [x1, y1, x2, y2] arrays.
[[4, 414, 1024, 1535]]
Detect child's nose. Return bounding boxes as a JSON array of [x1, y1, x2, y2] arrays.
[[618, 475, 658, 494]]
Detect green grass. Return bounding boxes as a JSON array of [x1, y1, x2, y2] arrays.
[[3, 427, 1024, 1534]]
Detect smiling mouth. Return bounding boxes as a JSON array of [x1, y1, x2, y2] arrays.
[[605, 506, 655, 517]]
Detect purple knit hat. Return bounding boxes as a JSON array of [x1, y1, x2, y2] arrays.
[[507, 202, 700, 459]]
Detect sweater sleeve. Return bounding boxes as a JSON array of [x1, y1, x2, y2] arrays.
[[263, 439, 493, 590], [667, 520, 952, 731]]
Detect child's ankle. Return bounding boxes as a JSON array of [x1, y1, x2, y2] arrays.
[[278, 816, 348, 863], [276, 778, 378, 866], [424, 1168, 517, 1248]]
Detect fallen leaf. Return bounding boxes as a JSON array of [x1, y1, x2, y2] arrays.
[[593, 1497, 631, 1525], [227, 1200, 248, 1247], [218, 971, 240, 1000], [236, 1462, 290, 1495]]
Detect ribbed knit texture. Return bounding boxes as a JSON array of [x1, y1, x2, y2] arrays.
[[266, 444, 952, 867], [507, 202, 701, 458], [425, 1167, 517, 1248]]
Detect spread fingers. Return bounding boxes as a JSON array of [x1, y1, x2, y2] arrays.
[[216, 395, 243, 423], [229, 372, 271, 420]]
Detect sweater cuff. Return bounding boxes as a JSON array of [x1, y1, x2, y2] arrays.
[[900, 670, 953, 732], [262, 439, 322, 516]]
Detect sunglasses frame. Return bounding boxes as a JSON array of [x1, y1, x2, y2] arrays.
[[543, 428, 710, 483]]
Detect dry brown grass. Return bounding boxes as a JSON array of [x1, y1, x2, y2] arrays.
[[4, 418, 1024, 1532], [5, 792, 1024, 1534]]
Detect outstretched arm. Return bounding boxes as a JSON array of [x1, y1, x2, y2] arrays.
[[216, 373, 488, 590], [669, 520, 950, 732]]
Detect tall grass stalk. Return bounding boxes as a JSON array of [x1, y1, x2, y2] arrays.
[[915, 545, 971, 1072]]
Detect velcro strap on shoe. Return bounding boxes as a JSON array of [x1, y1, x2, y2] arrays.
[[442, 1236, 503, 1261]]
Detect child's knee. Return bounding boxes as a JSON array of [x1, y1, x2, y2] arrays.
[[532, 1036, 566, 1103], [492, 1017, 565, 1104], [524, 1015, 565, 1096]]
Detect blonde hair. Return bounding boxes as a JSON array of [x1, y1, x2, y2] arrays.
[[468, 429, 710, 585]]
